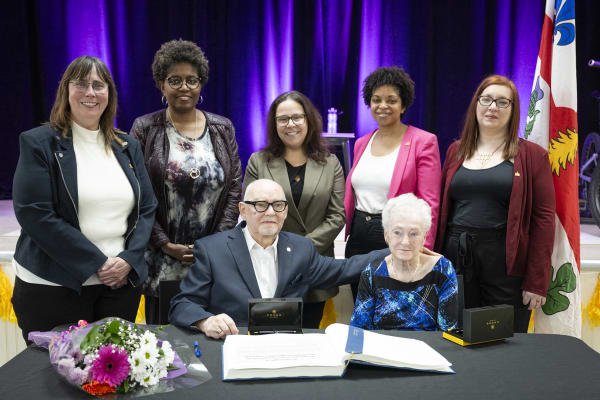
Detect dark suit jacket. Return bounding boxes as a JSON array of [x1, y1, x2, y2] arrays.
[[169, 223, 389, 327], [243, 151, 345, 302], [12, 125, 157, 292], [435, 139, 555, 296]]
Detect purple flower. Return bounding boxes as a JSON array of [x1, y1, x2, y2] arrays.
[[90, 345, 130, 387], [57, 358, 90, 386]]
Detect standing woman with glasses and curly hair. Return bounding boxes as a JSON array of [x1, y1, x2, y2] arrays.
[[243, 91, 345, 328], [344, 66, 442, 302], [435, 75, 555, 332], [11, 56, 157, 342], [130, 40, 242, 324]]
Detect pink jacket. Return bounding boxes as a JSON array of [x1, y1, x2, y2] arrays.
[[344, 126, 442, 249]]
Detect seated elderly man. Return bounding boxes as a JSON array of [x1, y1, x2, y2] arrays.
[[169, 179, 388, 338], [351, 193, 458, 331]]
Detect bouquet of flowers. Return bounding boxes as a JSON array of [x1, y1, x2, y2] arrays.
[[29, 318, 187, 397]]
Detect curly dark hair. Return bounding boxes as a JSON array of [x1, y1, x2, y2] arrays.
[[151, 39, 209, 89], [362, 66, 415, 117], [263, 91, 330, 163]]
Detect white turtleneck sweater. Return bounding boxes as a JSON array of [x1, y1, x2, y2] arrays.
[[14, 122, 135, 286]]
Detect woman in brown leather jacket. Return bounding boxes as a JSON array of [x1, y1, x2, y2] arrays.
[[130, 40, 242, 324]]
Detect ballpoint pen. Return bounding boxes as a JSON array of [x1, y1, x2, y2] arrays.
[[194, 340, 202, 358]]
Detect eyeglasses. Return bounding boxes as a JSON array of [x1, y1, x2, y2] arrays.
[[478, 96, 512, 109], [71, 80, 107, 93], [275, 114, 306, 126], [167, 75, 201, 90], [243, 200, 288, 213]]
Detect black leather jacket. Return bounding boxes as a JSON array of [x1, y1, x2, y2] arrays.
[[130, 109, 242, 248], [12, 125, 158, 292]]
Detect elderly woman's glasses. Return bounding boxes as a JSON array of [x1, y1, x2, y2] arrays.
[[275, 114, 306, 126], [478, 96, 512, 109], [167, 75, 201, 90], [71, 80, 107, 93], [243, 200, 288, 213]]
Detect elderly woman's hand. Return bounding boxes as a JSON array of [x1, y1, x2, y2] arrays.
[[522, 290, 546, 310], [98, 257, 132, 288]]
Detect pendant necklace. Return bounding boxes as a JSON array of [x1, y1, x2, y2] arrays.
[[389, 255, 420, 282], [167, 108, 201, 179], [475, 141, 505, 168]]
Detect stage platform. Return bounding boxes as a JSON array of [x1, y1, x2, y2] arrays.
[[2, 200, 600, 366]]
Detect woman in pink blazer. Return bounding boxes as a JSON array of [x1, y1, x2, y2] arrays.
[[344, 66, 441, 300]]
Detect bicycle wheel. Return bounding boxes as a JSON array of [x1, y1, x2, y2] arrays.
[[581, 132, 600, 217], [587, 160, 600, 229]]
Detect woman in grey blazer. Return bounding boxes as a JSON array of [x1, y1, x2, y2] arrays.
[[243, 91, 345, 328]]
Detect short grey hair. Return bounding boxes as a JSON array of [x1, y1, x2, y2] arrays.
[[381, 193, 432, 233]]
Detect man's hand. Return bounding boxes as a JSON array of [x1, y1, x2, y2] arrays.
[[161, 243, 194, 265], [522, 290, 546, 310], [196, 314, 239, 339], [98, 257, 132, 289]]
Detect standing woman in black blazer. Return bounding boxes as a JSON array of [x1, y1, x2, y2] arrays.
[[11, 56, 157, 342], [244, 91, 345, 328]]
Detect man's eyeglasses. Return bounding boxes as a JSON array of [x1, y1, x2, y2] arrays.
[[243, 200, 288, 213], [275, 114, 306, 126], [477, 96, 512, 109], [71, 80, 107, 93], [167, 75, 201, 90]]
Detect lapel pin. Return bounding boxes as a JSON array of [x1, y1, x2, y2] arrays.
[[404, 141, 410, 146], [129, 162, 134, 169], [515, 172, 520, 177], [286, 247, 291, 252]]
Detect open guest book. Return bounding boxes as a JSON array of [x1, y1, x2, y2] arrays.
[[222, 323, 453, 380]]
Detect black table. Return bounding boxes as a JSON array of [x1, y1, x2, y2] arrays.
[[1, 325, 600, 400]]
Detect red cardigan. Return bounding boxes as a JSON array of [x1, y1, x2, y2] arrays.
[[435, 139, 556, 296]]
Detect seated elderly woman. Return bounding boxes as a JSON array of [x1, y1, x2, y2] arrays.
[[350, 193, 458, 331]]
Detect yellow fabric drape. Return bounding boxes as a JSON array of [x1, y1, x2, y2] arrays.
[[0, 268, 17, 323], [318, 298, 337, 329], [584, 274, 600, 328], [135, 295, 146, 324]]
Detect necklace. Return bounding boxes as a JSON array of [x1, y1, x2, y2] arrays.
[[167, 108, 201, 180], [474, 141, 505, 168], [388, 255, 421, 282]]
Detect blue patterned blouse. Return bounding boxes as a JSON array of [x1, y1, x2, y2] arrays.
[[350, 257, 458, 331]]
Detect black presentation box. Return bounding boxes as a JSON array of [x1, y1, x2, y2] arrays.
[[248, 297, 303, 334]]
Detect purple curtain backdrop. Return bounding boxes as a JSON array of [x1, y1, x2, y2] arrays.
[[3, 0, 600, 198]]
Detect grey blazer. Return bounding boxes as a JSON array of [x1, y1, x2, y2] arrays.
[[168, 224, 388, 327], [243, 152, 345, 302]]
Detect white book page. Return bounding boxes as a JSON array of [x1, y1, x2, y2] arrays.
[[224, 333, 342, 370], [325, 323, 451, 369]]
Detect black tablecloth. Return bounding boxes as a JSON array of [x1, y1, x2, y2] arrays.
[[1, 325, 600, 400]]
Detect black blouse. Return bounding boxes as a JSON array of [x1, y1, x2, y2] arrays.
[[449, 160, 514, 228], [285, 160, 306, 208]]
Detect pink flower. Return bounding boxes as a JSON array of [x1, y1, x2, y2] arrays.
[[90, 345, 130, 387]]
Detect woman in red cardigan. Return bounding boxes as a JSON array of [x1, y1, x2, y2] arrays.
[[344, 66, 442, 301], [435, 75, 555, 332]]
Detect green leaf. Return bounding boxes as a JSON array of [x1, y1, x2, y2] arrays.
[[528, 91, 538, 117], [541, 263, 577, 315], [80, 325, 101, 352], [107, 320, 121, 334]]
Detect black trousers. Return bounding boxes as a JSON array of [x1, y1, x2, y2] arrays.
[[302, 301, 326, 329], [345, 210, 388, 302], [443, 225, 531, 333], [12, 277, 142, 343]]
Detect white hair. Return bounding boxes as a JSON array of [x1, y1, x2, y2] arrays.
[[381, 193, 432, 233]]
